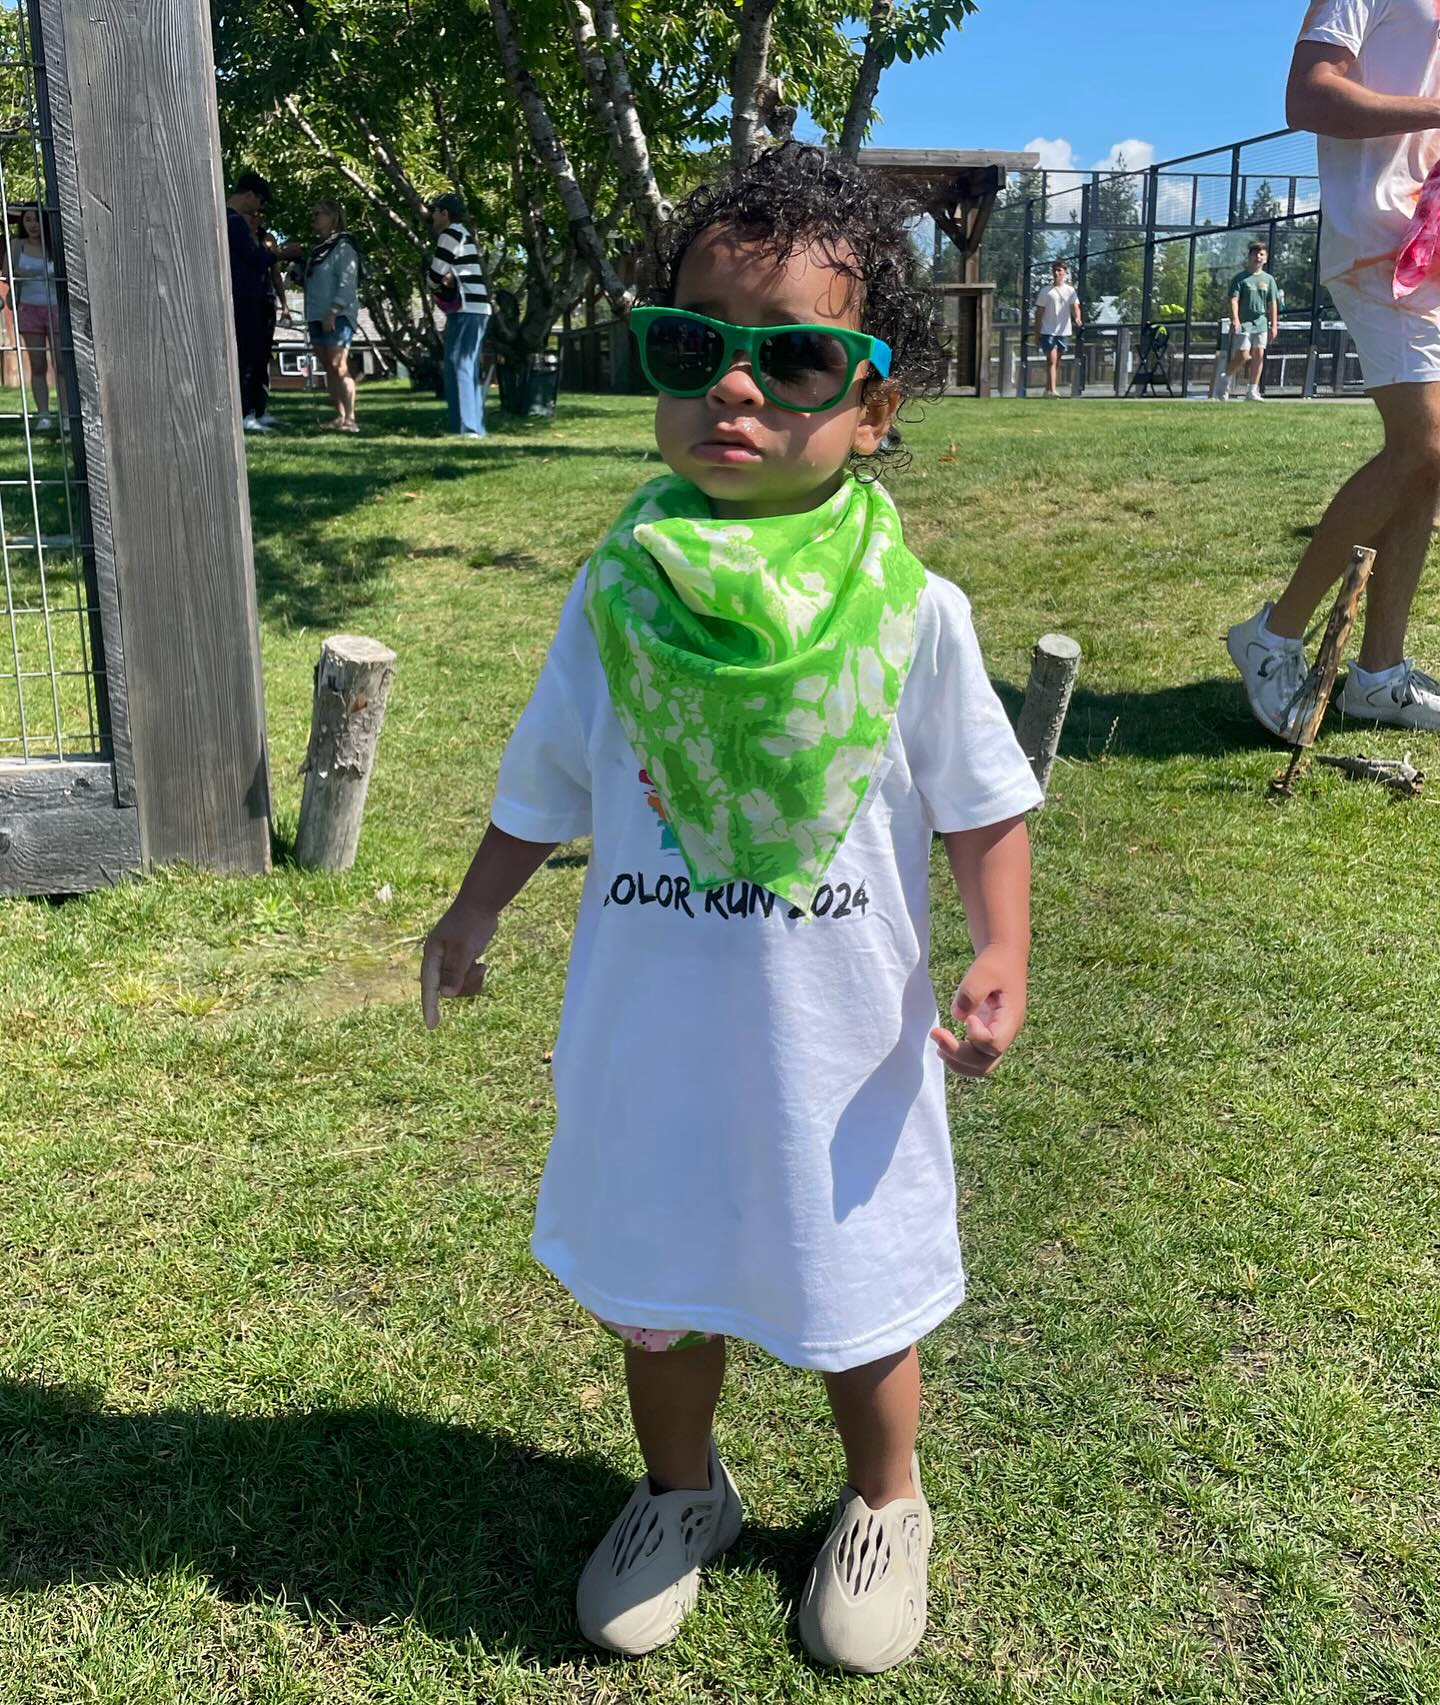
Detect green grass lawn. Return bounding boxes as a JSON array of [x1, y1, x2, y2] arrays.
[[3, 384, 1439, 1703]]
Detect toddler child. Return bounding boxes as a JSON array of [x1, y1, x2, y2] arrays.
[[422, 143, 1043, 1674]]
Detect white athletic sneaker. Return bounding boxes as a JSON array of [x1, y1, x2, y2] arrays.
[[34, 413, 51, 432], [255, 411, 279, 429], [242, 414, 273, 434], [575, 1438, 743, 1655], [1247, 385, 1265, 402], [1340, 661, 1440, 731], [1227, 604, 1309, 739], [798, 1456, 933, 1674]]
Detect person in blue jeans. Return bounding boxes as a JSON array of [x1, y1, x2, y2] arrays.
[[428, 193, 491, 438]]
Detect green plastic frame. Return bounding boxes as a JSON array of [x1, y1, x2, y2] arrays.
[[629, 306, 893, 413]]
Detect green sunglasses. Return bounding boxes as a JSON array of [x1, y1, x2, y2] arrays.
[[629, 306, 892, 414]]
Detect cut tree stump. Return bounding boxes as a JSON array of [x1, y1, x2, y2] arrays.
[[295, 635, 397, 871], [1016, 633, 1082, 798]]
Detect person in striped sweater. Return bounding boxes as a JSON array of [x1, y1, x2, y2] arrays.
[[428, 193, 491, 439]]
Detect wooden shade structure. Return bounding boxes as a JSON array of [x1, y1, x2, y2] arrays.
[[857, 149, 1038, 395]]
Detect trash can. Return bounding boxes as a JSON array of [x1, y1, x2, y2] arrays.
[[499, 352, 561, 419]]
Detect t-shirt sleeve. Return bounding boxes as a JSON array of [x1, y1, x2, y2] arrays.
[[1297, 0, 1374, 55], [902, 578, 1045, 834], [490, 573, 595, 844]]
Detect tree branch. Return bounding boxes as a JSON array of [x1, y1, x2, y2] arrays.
[[730, 0, 779, 170], [341, 104, 430, 221], [281, 97, 427, 252], [486, 0, 632, 310], [569, 0, 623, 157], [838, 0, 895, 161], [590, 0, 669, 237]]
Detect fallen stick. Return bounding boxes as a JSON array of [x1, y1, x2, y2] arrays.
[[1315, 752, 1425, 797]]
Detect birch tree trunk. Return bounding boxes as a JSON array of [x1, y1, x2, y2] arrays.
[[591, 0, 669, 237], [730, 0, 779, 170], [568, 1, 623, 157], [838, 0, 895, 160], [487, 0, 632, 309]]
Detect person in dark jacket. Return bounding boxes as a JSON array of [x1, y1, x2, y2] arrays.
[[226, 171, 279, 433]]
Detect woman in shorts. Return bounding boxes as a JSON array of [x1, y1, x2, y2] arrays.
[[8, 206, 66, 432], [303, 199, 362, 433]]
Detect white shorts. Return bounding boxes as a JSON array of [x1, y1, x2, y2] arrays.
[[1327, 278, 1440, 389], [1235, 326, 1269, 352]]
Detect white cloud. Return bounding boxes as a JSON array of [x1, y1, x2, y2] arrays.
[[1024, 136, 1077, 173], [1023, 135, 1158, 179], [1093, 137, 1155, 174]]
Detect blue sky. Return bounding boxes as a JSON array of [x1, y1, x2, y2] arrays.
[[868, 2, 1305, 171]]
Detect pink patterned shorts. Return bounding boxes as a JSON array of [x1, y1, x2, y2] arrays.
[[598, 1317, 720, 1353]]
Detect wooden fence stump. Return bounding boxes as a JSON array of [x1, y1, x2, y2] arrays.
[[295, 635, 397, 871], [1016, 633, 1082, 798]]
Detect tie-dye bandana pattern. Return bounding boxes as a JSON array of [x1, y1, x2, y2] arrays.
[[584, 474, 925, 912]]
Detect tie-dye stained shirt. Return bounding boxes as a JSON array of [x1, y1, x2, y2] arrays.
[[1300, 0, 1440, 315]]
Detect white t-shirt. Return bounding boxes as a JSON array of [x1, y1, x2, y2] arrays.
[[491, 566, 1043, 1372], [1036, 282, 1079, 337], [1300, 0, 1440, 317]]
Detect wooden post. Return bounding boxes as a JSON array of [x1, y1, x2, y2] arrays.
[[294, 636, 397, 872], [1016, 634, 1082, 797], [40, 0, 271, 875]]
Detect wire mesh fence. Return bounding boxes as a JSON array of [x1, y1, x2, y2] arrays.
[[0, 0, 103, 764], [975, 128, 1357, 401]]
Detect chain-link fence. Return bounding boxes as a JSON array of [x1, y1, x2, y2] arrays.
[[0, 0, 103, 763], [976, 128, 1358, 400]]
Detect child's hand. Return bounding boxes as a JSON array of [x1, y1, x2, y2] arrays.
[[420, 901, 499, 1030], [931, 945, 1028, 1079]]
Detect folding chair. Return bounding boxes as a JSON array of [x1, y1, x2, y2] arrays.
[[1126, 323, 1174, 397]]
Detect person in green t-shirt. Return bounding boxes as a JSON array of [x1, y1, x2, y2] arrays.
[[1221, 242, 1281, 401]]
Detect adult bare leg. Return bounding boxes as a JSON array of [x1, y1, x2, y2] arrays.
[[823, 1344, 920, 1509], [320, 346, 346, 424], [1267, 382, 1440, 658], [22, 329, 49, 418], [1248, 346, 1266, 390], [624, 1336, 726, 1493], [323, 344, 356, 427], [1046, 345, 1061, 395]]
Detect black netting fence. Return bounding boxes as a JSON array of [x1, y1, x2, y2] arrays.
[[974, 128, 1359, 400]]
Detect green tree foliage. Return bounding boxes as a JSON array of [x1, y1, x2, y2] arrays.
[[211, 0, 982, 384]]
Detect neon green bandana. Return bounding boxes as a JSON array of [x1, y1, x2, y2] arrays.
[[584, 473, 925, 911]]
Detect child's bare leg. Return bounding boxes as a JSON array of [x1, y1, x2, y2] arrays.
[[823, 1344, 920, 1508], [624, 1336, 726, 1492]]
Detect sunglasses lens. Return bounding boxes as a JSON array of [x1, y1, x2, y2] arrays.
[[759, 329, 853, 408], [645, 313, 724, 393]]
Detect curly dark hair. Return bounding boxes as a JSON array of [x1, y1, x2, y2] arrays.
[[646, 143, 946, 477]]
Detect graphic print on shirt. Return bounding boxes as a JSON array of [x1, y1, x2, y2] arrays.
[[638, 768, 681, 856], [602, 866, 871, 922]]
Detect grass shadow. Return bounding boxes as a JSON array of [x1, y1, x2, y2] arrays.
[[0, 1380, 633, 1661], [995, 675, 1287, 763], [243, 418, 654, 629]]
